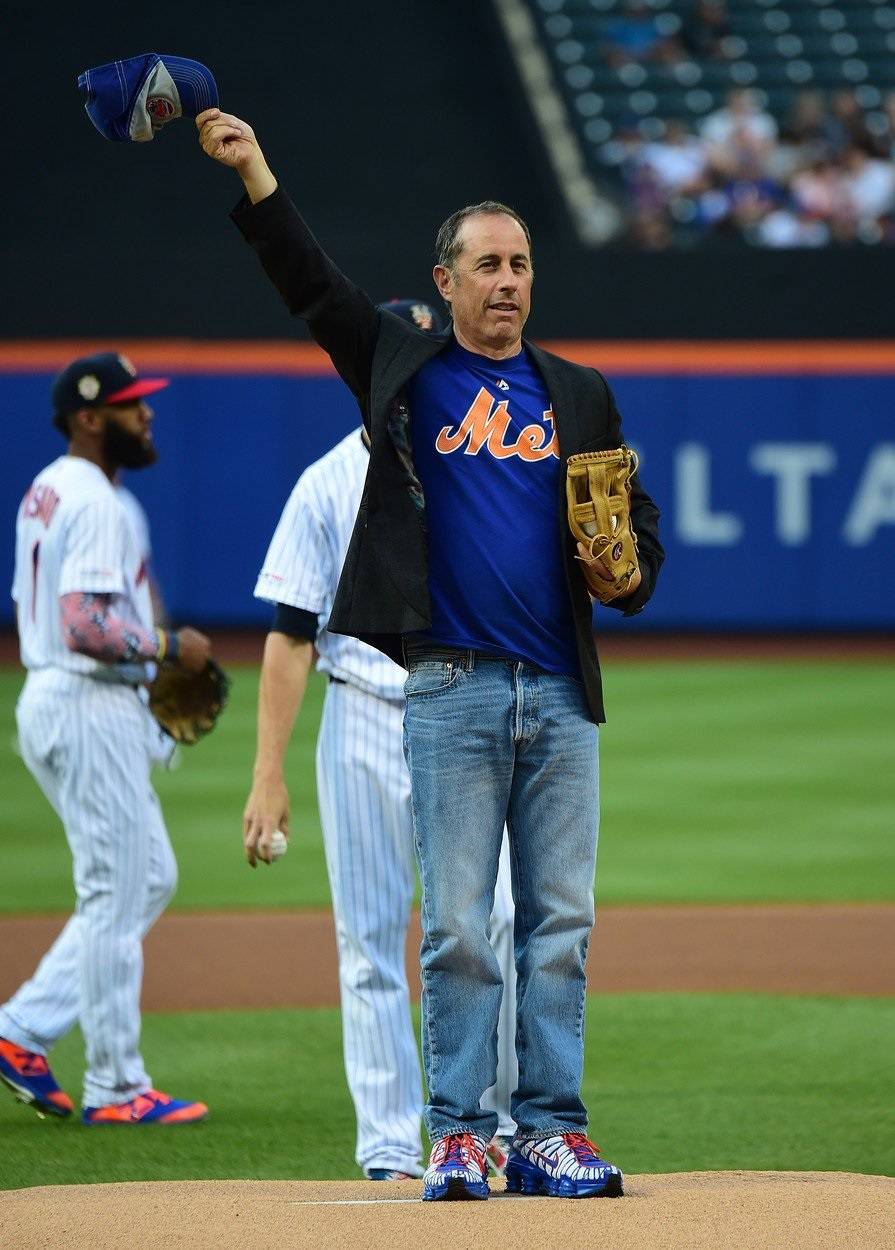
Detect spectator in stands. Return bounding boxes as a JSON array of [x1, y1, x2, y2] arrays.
[[840, 145, 895, 233], [826, 90, 877, 159], [701, 89, 778, 178], [791, 158, 851, 226], [753, 206, 829, 249], [681, 0, 731, 61], [883, 92, 895, 160], [602, 2, 681, 66], [781, 92, 832, 157], [639, 119, 711, 202]]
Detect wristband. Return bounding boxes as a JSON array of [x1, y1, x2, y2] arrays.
[[155, 629, 180, 662]]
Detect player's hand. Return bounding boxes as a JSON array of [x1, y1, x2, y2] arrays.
[[243, 774, 290, 868], [175, 627, 212, 673], [196, 109, 277, 201], [576, 542, 641, 597]]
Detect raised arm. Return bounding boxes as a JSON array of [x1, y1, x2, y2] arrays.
[[196, 108, 379, 408]]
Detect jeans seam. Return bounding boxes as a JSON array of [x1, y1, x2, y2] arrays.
[[404, 713, 440, 1099]]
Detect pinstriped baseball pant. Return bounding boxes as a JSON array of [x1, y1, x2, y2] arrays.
[[0, 672, 177, 1108], [316, 680, 517, 1176]]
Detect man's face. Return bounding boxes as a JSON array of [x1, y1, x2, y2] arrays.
[[101, 400, 157, 469], [435, 213, 533, 356]]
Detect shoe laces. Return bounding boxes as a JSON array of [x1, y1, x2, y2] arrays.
[[440, 1133, 485, 1170], [562, 1133, 603, 1165]]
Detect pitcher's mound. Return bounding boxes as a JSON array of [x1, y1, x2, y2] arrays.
[[2, 1171, 892, 1249]]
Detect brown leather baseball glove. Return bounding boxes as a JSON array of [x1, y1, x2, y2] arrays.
[[566, 446, 641, 604], [148, 659, 231, 745]]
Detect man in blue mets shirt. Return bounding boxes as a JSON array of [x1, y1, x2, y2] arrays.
[[196, 106, 664, 1201]]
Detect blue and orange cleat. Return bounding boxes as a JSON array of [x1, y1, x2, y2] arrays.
[[423, 1132, 490, 1200], [0, 1036, 74, 1118], [81, 1089, 208, 1125], [505, 1132, 624, 1198]]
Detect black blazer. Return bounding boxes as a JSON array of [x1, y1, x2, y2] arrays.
[[233, 188, 664, 722]]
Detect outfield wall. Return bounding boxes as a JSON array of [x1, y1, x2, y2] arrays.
[[1, 341, 893, 631]]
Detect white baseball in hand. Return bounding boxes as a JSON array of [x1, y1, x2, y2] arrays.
[[268, 830, 288, 861]]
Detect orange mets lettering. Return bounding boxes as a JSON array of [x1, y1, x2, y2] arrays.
[[435, 387, 559, 461]]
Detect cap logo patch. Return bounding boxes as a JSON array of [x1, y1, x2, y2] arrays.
[[146, 96, 176, 124], [77, 375, 101, 400], [118, 354, 137, 377], [410, 303, 433, 331]]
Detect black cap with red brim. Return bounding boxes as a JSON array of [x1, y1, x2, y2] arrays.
[[52, 351, 169, 416]]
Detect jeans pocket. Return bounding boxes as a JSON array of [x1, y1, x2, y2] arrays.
[[404, 660, 458, 698]]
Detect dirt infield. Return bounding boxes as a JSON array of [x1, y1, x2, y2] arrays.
[[1, 903, 892, 1009], [1, 630, 894, 668], [3, 1173, 892, 1250], [211, 630, 895, 666]]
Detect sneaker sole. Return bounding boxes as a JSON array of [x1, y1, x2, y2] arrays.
[[0, 1071, 71, 1119], [81, 1111, 208, 1126], [505, 1159, 624, 1199], [422, 1177, 489, 1201]]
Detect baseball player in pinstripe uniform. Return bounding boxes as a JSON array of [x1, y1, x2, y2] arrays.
[[0, 352, 210, 1125], [243, 301, 518, 1179]]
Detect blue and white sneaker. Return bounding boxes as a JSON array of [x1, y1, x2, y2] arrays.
[[505, 1132, 624, 1198], [422, 1132, 490, 1200]]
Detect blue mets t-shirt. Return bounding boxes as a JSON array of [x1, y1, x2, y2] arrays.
[[407, 338, 580, 675]]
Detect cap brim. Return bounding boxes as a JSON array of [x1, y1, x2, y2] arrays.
[[104, 378, 170, 403]]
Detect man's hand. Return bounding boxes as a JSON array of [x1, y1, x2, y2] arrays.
[[195, 108, 278, 203], [576, 543, 641, 600], [175, 627, 212, 673], [243, 772, 290, 868]]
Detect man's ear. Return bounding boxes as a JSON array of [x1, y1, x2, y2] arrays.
[[71, 407, 105, 435], [433, 265, 453, 304]]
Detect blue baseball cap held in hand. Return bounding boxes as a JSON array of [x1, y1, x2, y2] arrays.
[[78, 53, 219, 142]]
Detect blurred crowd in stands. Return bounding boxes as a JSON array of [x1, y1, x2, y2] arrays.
[[591, 2, 895, 246]]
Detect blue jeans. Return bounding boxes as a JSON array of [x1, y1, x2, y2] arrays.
[[402, 645, 599, 1143]]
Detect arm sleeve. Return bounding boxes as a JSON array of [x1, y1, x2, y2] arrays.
[[59, 497, 128, 597], [271, 603, 318, 642], [231, 188, 379, 415], [602, 377, 665, 617], [254, 473, 334, 619], [60, 592, 158, 663]]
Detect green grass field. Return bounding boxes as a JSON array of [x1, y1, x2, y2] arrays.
[[1, 660, 893, 912], [1, 657, 893, 1192], [1, 994, 893, 1190]]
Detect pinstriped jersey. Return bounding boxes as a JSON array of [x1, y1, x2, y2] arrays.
[[254, 429, 405, 701], [12, 455, 153, 679], [116, 484, 151, 568]]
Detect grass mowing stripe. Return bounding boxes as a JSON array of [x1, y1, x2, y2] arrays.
[[1, 661, 893, 911], [0, 994, 892, 1189]]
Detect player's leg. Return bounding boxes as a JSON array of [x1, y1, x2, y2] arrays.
[[481, 829, 518, 1159], [502, 670, 622, 1197], [140, 786, 178, 932], [63, 684, 158, 1108], [1, 710, 176, 1061], [0, 703, 82, 1053], [505, 670, 598, 1137], [402, 652, 511, 1153], [316, 682, 423, 1178]]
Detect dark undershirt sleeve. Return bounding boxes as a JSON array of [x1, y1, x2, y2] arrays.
[[271, 602, 318, 642]]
